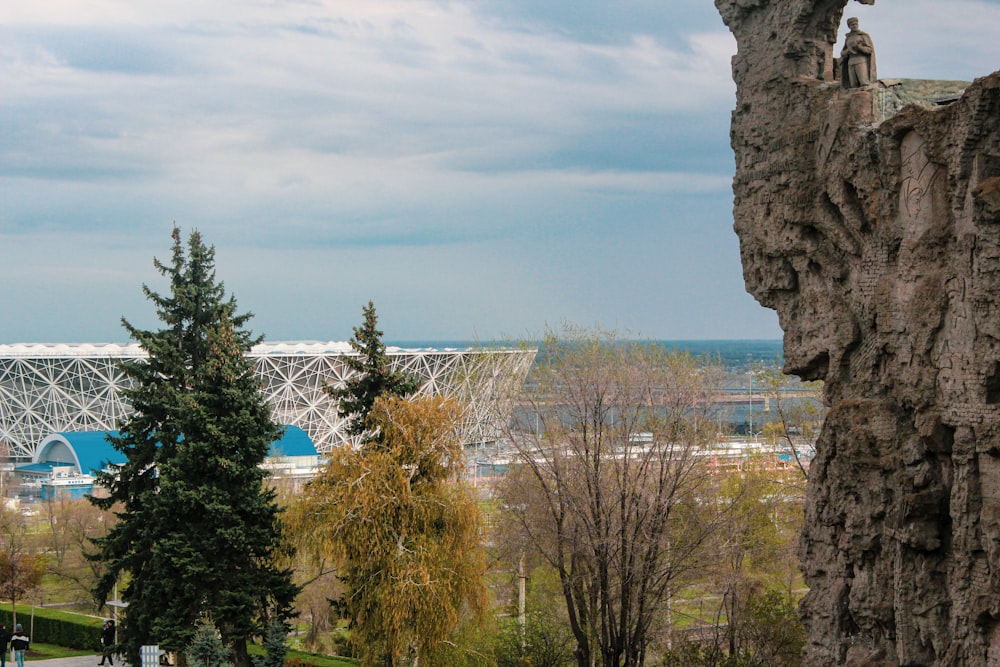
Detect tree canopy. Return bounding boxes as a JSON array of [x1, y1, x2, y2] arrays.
[[291, 395, 486, 666], [325, 301, 419, 443], [500, 326, 727, 667], [90, 227, 298, 667]]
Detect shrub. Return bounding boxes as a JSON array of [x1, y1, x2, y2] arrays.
[[0, 604, 104, 651]]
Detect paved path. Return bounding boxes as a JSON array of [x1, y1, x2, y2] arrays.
[[29, 657, 123, 667]]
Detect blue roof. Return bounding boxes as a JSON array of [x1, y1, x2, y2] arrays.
[[270, 425, 317, 457], [37, 426, 317, 475], [19, 462, 75, 474], [58, 431, 123, 476]]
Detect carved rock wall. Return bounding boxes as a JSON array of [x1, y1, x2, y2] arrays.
[[714, 0, 1000, 664]]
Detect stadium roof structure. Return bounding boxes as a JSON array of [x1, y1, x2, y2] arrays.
[[32, 425, 317, 475], [0, 341, 535, 460]]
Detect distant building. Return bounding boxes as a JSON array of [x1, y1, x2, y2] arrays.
[[13, 425, 319, 501], [0, 341, 536, 461]]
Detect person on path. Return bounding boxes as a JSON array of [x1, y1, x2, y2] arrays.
[[0, 623, 10, 667], [98, 620, 116, 666], [9, 624, 29, 667]]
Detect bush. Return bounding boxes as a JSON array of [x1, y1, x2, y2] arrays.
[[252, 619, 289, 667], [0, 604, 358, 667], [281, 650, 357, 667], [0, 604, 104, 651], [328, 630, 356, 660], [660, 588, 804, 667], [740, 590, 805, 667], [494, 613, 574, 667], [186, 622, 231, 667], [661, 641, 734, 667]]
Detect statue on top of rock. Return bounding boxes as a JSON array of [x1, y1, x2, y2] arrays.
[[840, 17, 877, 88]]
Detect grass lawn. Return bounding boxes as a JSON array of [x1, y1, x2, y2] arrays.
[[23, 643, 96, 660], [18, 643, 355, 667]]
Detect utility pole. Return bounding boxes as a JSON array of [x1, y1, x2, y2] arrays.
[[518, 552, 527, 652]]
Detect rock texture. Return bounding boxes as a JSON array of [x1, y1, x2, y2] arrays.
[[714, 1, 1000, 664]]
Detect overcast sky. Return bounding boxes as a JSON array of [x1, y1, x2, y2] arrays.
[[2, 1, 999, 344]]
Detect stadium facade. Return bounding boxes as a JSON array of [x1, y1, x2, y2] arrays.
[[0, 342, 535, 461]]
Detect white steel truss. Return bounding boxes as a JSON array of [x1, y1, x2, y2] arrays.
[[0, 342, 535, 459]]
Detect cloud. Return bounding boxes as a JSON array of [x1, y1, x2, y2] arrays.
[[841, 0, 1000, 81], [1, 0, 997, 342], [2, 1, 737, 239]]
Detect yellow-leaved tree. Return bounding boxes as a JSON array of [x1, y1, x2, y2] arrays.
[[292, 394, 486, 666]]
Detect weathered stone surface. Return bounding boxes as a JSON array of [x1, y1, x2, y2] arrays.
[[715, 0, 1000, 664]]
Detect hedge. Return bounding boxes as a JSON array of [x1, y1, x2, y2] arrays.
[[0, 605, 355, 667], [0, 604, 104, 652]]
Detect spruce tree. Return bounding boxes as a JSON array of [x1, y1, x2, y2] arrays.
[[326, 301, 419, 444], [90, 227, 298, 667], [187, 621, 231, 667]]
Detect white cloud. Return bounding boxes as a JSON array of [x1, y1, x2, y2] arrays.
[[3, 0, 738, 241], [841, 0, 1000, 81], [2, 0, 997, 342]]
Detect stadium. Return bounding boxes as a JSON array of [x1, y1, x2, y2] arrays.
[[0, 341, 536, 461]]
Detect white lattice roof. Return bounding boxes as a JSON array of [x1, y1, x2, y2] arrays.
[[0, 341, 535, 459]]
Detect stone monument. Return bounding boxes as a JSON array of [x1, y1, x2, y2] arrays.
[[714, 0, 1000, 664], [840, 17, 876, 88]]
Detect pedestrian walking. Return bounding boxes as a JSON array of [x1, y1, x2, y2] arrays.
[[98, 620, 116, 666], [0, 623, 10, 667], [9, 624, 28, 667]]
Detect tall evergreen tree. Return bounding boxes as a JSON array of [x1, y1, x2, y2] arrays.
[[90, 228, 298, 667], [326, 301, 419, 443]]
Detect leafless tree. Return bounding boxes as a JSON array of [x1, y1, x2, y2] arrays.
[[756, 368, 825, 483], [499, 327, 729, 667], [0, 506, 46, 625], [39, 496, 116, 608]]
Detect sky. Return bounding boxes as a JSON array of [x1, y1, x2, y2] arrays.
[[2, 1, 999, 345]]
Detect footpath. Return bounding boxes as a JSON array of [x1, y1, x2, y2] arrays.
[[29, 657, 121, 667]]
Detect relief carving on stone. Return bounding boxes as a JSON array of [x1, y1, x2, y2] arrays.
[[899, 131, 943, 240]]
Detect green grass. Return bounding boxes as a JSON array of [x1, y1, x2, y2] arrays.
[[23, 642, 96, 660], [283, 649, 357, 667], [19, 643, 356, 667], [246, 643, 356, 667], [20, 643, 356, 667]]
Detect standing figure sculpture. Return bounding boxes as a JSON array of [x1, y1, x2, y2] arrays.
[[841, 17, 876, 88]]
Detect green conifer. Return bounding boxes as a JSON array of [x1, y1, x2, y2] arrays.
[[186, 621, 231, 667], [91, 227, 298, 667], [326, 301, 419, 444]]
